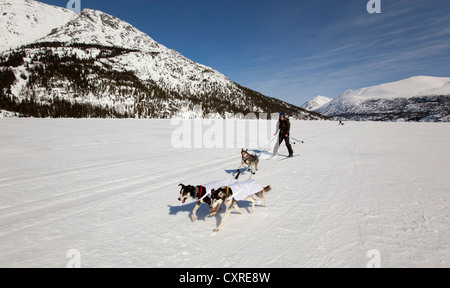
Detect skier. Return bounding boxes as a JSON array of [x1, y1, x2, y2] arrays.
[[272, 112, 294, 158]]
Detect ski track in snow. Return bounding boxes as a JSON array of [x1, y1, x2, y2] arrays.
[[0, 119, 449, 267]]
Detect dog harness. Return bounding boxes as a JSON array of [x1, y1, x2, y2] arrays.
[[201, 179, 240, 200], [194, 186, 204, 199]]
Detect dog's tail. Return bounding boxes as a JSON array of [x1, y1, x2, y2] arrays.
[[255, 185, 271, 198]]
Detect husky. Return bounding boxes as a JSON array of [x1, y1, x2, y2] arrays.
[[178, 180, 243, 222], [209, 180, 272, 231], [238, 149, 259, 173]]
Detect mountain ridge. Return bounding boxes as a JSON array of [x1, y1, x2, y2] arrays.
[[316, 76, 450, 122]]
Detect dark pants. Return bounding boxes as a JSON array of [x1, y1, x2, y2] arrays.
[[273, 133, 294, 156]]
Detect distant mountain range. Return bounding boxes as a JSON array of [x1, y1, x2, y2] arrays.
[[0, 0, 325, 120], [302, 76, 450, 122], [301, 96, 332, 112]]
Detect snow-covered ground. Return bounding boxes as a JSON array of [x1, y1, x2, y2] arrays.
[[0, 119, 449, 268]]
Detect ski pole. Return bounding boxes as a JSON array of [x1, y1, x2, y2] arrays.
[[290, 136, 304, 144], [258, 135, 278, 152]]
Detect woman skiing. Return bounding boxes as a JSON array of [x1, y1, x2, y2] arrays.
[[272, 112, 294, 158]]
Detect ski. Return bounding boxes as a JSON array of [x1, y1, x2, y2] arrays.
[[279, 154, 300, 161]]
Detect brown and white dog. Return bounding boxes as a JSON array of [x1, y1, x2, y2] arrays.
[[238, 149, 259, 173], [209, 183, 271, 231]]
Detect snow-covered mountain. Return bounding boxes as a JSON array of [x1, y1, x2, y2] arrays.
[[301, 96, 332, 112], [0, 0, 324, 120], [38, 8, 160, 52], [316, 76, 450, 122], [0, 0, 76, 53]]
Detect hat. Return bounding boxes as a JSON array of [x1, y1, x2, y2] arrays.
[[280, 112, 286, 117]]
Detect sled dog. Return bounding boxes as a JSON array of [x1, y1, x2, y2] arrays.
[[178, 180, 243, 221], [209, 180, 271, 231], [238, 149, 259, 173]]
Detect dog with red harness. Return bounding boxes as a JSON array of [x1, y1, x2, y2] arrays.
[[178, 178, 244, 222]]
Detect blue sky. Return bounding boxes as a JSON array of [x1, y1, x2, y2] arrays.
[[39, 0, 450, 106]]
